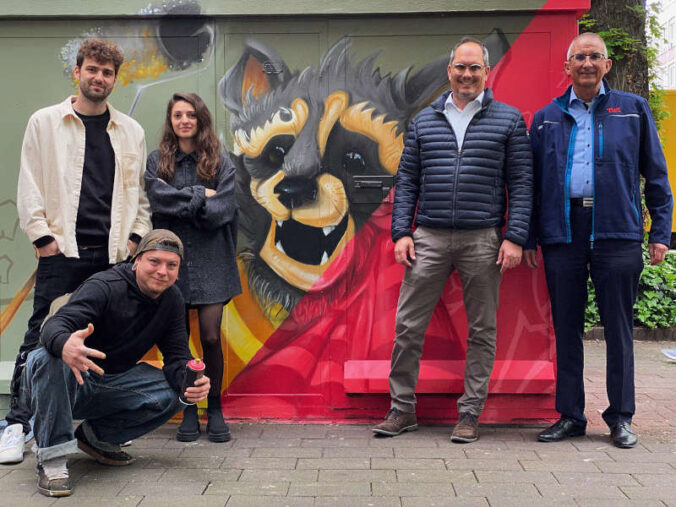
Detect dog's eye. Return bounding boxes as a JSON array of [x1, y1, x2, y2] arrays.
[[342, 151, 365, 173], [278, 107, 293, 122], [268, 144, 287, 168]]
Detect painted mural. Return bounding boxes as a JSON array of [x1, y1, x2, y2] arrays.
[[1, 0, 573, 422], [218, 38, 449, 383], [59, 1, 215, 114]]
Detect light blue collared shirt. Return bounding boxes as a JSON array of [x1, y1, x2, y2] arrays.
[[444, 91, 484, 149], [568, 83, 605, 198]]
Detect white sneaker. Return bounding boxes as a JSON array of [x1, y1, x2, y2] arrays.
[[0, 423, 25, 464]]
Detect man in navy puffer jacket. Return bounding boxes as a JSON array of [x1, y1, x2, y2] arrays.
[[525, 33, 673, 449], [373, 37, 532, 443]]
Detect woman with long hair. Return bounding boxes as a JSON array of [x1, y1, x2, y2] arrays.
[[145, 92, 241, 442]]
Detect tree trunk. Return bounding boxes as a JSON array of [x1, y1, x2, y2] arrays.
[[583, 0, 649, 98]]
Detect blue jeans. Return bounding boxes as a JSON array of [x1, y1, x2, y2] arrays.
[[541, 206, 643, 428], [23, 347, 182, 463], [7, 248, 111, 433]]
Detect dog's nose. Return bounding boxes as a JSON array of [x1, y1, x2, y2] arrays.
[[274, 177, 317, 208]]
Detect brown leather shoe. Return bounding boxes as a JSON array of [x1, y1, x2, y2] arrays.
[[451, 412, 479, 443], [372, 408, 418, 436]]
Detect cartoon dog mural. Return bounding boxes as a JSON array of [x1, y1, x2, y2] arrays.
[[220, 38, 448, 315], [218, 33, 512, 390]]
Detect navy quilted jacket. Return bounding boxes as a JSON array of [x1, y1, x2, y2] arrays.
[[391, 89, 533, 245]]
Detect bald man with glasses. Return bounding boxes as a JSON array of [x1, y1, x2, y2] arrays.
[[526, 32, 673, 448]]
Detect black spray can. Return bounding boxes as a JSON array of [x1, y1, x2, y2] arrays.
[[181, 358, 205, 404]]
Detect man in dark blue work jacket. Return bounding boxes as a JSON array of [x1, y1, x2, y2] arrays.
[[525, 32, 673, 448]]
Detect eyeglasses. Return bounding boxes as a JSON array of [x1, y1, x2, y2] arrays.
[[451, 63, 485, 74], [569, 52, 606, 62]]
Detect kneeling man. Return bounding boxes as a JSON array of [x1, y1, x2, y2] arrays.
[[23, 229, 210, 496]]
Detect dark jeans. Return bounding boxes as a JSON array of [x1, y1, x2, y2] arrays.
[[541, 206, 643, 428], [23, 348, 182, 463], [6, 248, 111, 433]]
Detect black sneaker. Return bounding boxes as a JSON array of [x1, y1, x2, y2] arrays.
[[36, 456, 71, 497], [75, 423, 135, 466]]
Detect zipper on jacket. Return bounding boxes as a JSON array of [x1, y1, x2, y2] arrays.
[[555, 100, 577, 244], [448, 106, 483, 227], [563, 124, 577, 244], [590, 107, 598, 250], [451, 149, 462, 227]]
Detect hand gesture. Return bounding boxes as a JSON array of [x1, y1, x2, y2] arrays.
[[394, 236, 416, 267], [496, 239, 522, 273], [61, 323, 106, 385], [127, 239, 138, 257], [523, 249, 538, 269], [183, 375, 211, 403], [649, 243, 668, 265], [205, 188, 216, 198]]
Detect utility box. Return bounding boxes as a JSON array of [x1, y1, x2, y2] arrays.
[[0, 0, 589, 422]]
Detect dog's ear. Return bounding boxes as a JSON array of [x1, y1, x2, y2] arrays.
[[483, 28, 511, 69], [397, 54, 449, 114], [220, 39, 291, 115]]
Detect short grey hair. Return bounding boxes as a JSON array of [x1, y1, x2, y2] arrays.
[[567, 32, 608, 59], [449, 37, 490, 67]]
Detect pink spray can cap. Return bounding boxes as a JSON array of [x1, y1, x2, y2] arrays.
[[187, 358, 205, 371]]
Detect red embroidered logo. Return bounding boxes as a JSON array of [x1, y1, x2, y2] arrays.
[[607, 107, 621, 113]]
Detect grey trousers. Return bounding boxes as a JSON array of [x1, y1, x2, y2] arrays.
[[389, 226, 502, 416]]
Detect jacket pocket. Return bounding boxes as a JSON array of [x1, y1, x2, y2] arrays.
[[121, 153, 140, 188], [600, 114, 640, 165]]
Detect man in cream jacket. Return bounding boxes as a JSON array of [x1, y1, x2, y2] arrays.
[[0, 38, 151, 465]]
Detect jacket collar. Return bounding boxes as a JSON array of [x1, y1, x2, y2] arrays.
[[176, 150, 199, 163], [554, 79, 612, 112], [59, 95, 123, 126], [431, 88, 494, 114]]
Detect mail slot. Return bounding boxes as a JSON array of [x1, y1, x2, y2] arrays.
[[351, 175, 396, 203]]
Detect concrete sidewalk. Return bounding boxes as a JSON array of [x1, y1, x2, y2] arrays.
[[1, 340, 674, 506]]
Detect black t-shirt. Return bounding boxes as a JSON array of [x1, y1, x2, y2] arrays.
[[75, 109, 115, 247]]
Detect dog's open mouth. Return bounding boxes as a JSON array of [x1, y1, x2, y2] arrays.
[[254, 172, 355, 291], [260, 212, 354, 292], [273, 214, 349, 265]]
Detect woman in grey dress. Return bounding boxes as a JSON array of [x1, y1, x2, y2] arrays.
[[145, 92, 241, 442]]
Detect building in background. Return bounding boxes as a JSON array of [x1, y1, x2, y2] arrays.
[[658, 0, 676, 87]]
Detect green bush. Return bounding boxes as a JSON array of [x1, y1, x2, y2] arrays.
[[584, 243, 676, 330]]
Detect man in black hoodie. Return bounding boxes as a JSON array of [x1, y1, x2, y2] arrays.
[[22, 230, 211, 497]]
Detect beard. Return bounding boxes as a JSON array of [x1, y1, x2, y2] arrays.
[[79, 80, 112, 103]]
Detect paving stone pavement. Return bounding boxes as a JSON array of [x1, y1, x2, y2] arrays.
[[1, 340, 674, 506]]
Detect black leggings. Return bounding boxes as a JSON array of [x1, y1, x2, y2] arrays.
[[187, 303, 225, 397]]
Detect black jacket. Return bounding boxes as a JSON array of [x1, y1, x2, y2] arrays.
[[145, 150, 241, 305], [40, 263, 192, 393], [391, 89, 533, 245]]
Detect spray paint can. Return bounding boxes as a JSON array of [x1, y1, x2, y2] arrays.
[[181, 358, 205, 404]]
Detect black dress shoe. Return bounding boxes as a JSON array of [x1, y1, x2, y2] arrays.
[[537, 417, 586, 442], [610, 421, 637, 448]]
